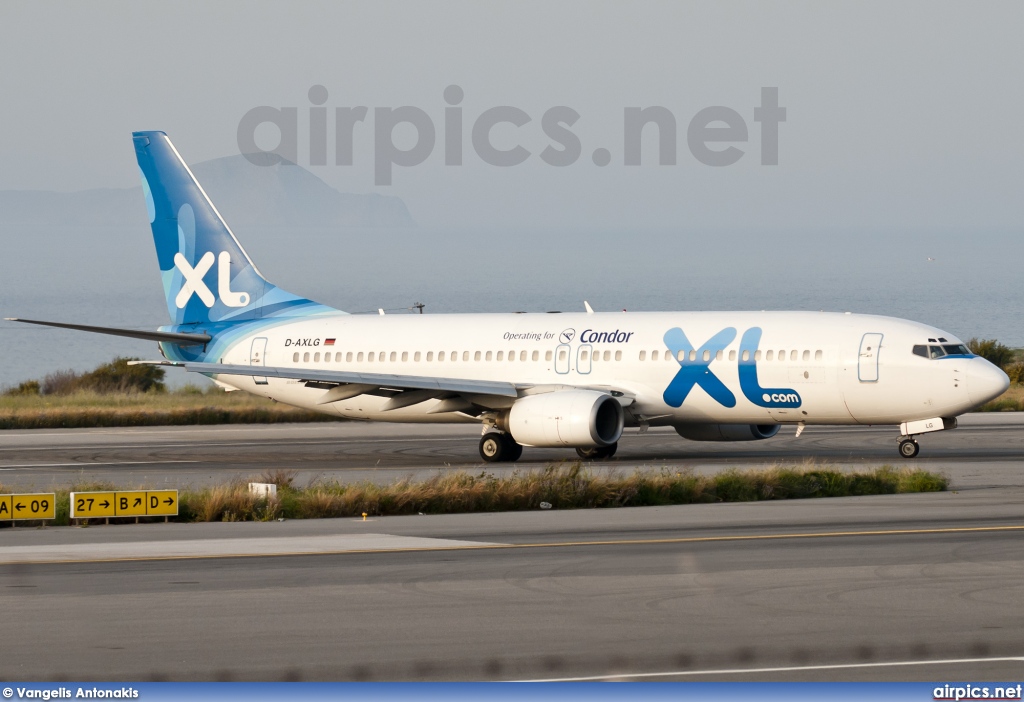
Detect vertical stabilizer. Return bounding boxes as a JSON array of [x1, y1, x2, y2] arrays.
[[133, 131, 338, 325]]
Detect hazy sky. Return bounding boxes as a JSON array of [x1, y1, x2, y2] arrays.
[[0, 0, 1022, 231]]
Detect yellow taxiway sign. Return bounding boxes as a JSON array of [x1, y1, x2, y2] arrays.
[[0, 493, 56, 520], [71, 490, 178, 518]]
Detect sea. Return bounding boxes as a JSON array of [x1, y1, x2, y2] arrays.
[[0, 224, 1018, 389]]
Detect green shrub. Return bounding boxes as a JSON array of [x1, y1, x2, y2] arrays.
[[967, 338, 1014, 369], [3, 380, 40, 396]]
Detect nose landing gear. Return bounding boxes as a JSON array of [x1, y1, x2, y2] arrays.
[[898, 437, 920, 458]]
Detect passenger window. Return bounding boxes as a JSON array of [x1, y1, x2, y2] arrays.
[[651, 350, 659, 361], [463, 351, 469, 361], [390, 352, 397, 362], [689, 350, 697, 362], [426, 351, 433, 361], [593, 352, 599, 363], [438, 351, 445, 361], [532, 350, 539, 361], [639, 350, 646, 361], [928, 345, 946, 359], [497, 351, 504, 361], [509, 351, 515, 362], [802, 350, 809, 361], [778, 350, 785, 361], [451, 351, 458, 362], [602, 350, 610, 361], [557, 350, 565, 361], [324, 353, 331, 362], [303, 352, 310, 362], [293, 352, 299, 362], [580, 350, 588, 361], [402, 352, 408, 362], [766, 350, 774, 361], [520, 350, 527, 361], [473, 351, 480, 361], [912, 345, 928, 358], [414, 351, 420, 362], [313, 352, 320, 362], [379, 352, 386, 362], [545, 350, 552, 361], [357, 352, 364, 362], [741, 350, 749, 362], [486, 351, 493, 361], [729, 350, 736, 361], [702, 350, 710, 362], [677, 351, 686, 362], [790, 350, 797, 361], [716, 350, 723, 361], [814, 350, 822, 361], [615, 350, 622, 361]]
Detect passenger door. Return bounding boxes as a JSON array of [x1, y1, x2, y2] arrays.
[[858, 333, 883, 382]]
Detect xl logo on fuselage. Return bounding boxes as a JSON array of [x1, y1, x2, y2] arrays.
[[174, 251, 250, 309], [663, 327, 802, 409]]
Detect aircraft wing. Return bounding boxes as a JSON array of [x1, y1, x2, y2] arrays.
[[131, 360, 520, 398]]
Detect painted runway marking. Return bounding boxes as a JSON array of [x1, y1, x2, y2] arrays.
[[0, 460, 199, 469], [1, 523, 1022, 565], [515, 655, 1024, 681]]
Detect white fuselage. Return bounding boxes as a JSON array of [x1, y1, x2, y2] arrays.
[[203, 310, 1004, 427]]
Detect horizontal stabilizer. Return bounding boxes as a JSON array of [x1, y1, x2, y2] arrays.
[[5, 318, 211, 345]]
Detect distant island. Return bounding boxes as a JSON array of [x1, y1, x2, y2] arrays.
[[0, 153, 414, 228]]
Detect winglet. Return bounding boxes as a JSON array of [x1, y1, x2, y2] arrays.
[[584, 301, 594, 314]]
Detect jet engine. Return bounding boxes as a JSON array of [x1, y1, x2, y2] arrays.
[[674, 424, 781, 442], [499, 390, 624, 448]]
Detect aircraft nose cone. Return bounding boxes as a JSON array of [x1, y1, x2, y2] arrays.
[[967, 357, 1010, 406]]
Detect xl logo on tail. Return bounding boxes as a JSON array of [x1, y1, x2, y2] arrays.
[[174, 251, 250, 309]]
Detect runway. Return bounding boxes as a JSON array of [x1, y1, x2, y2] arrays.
[[1, 413, 1024, 489], [0, 415, 1022, 681]]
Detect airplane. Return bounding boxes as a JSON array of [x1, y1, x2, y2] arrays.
[[7, 131, 1011, 462]]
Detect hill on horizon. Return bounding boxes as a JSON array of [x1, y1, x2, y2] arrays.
[[0, 153, 414, 228]]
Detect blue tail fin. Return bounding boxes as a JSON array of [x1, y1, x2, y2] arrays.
[[133, 131, 339, 326]]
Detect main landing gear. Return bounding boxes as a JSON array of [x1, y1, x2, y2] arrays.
[[479, 432, 523, 463], [898, 437, 920, 458], [575, 443, 618, 460]]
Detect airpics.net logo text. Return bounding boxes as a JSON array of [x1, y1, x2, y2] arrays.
[[237, 86, 786, 185]]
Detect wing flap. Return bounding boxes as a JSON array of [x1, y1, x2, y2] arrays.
[[133, 360, 520, 398]]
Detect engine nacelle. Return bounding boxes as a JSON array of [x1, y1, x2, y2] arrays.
[[674, 424, 781, 442], [502, 390, 624, 448]]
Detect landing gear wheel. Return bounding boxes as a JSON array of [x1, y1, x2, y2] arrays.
[[479, 433, 523, 463], [502, 435, 523, 462], [480, 434, 504, 463], [898, 438, 920, 458], [575, 442, 618, 460]]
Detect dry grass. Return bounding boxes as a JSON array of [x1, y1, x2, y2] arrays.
[[0, 389, 338, 428], [980, 384, 1024, 412], [184, 462, 947, 522], [0, 462, 949, 527]]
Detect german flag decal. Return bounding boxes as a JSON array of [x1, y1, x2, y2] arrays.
[[324, 338, 336, 346]]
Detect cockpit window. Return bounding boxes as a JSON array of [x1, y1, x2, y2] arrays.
[[912, 345, 928, 358], [943, 344, 970, 356], [928, 345, 946, 359]]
